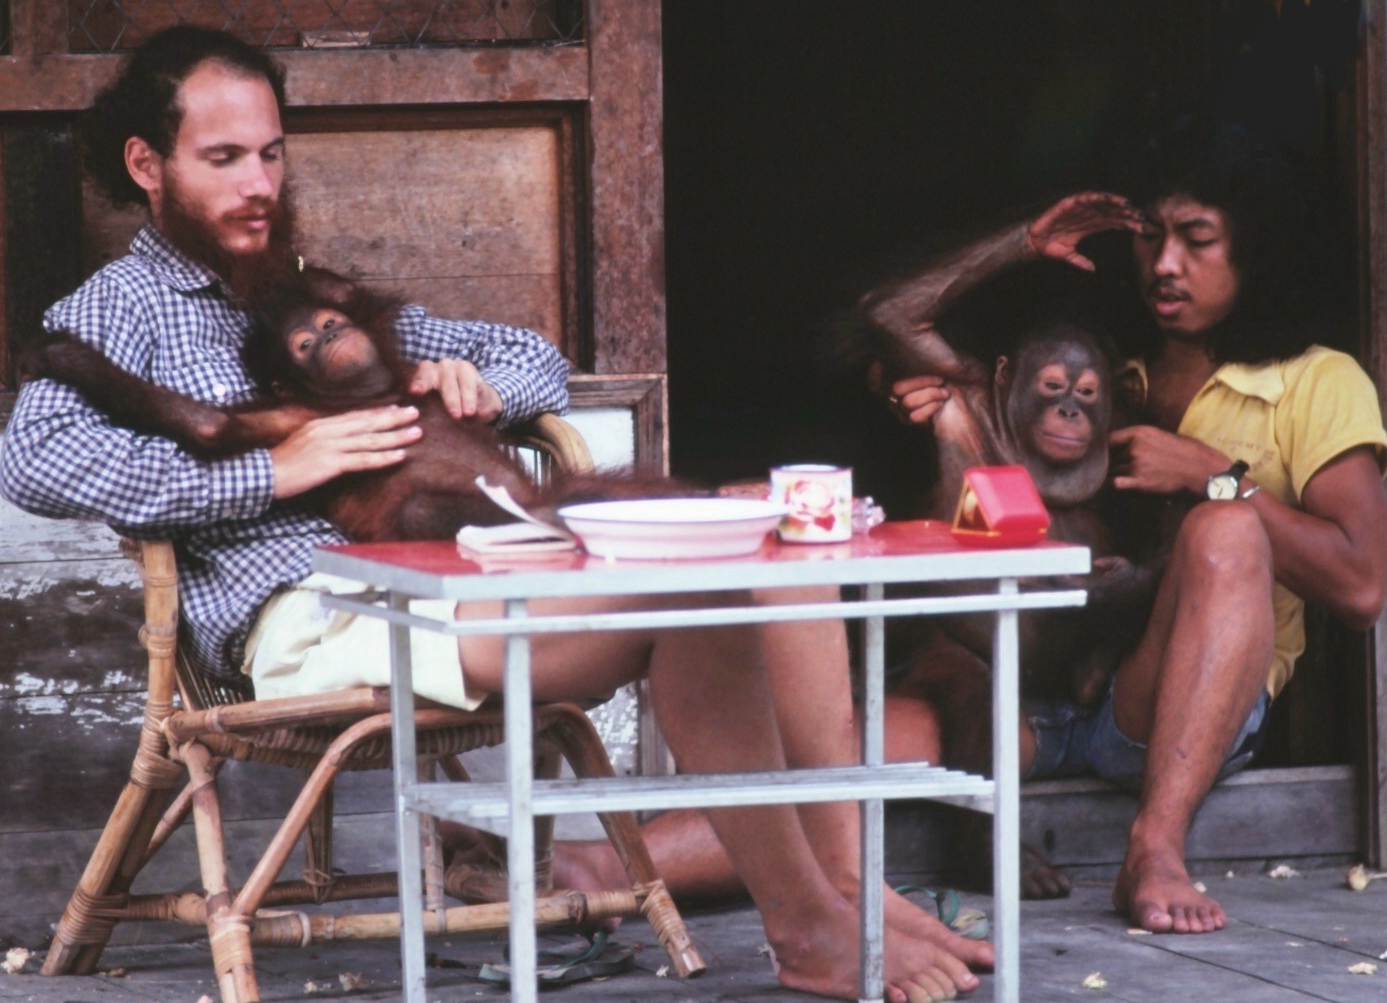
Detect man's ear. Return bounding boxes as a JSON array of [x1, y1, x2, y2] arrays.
[[124, 137, 163, 198], [994, 355, 1011, 388]]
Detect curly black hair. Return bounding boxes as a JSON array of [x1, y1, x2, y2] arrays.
[[1115, 121, 1349, 366], [80, 26, 287, 210]]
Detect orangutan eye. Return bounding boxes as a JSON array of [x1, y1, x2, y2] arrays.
[[322, 317, 336, 330], [298, 337, 313, 353]]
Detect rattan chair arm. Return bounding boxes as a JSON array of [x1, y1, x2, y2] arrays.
[[519, 412, 595, 474]]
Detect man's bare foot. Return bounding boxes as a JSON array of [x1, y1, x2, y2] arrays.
[[768, 893, 980, 1002], [1113, 847, 1225, 934], [879, 886, 994, 971]]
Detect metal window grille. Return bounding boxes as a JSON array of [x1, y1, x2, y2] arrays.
[[68, 0, 583, 53]]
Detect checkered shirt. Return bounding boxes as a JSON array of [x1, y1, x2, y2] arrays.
[[0, 225, 570, 679]]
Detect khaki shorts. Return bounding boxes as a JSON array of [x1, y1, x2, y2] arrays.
[[243, 573, 482, 710]]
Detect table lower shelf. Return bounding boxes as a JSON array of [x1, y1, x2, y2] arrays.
[[405, 762, 995, 821]]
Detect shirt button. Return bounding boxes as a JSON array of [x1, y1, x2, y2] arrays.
[[212, 383, 228, 398]]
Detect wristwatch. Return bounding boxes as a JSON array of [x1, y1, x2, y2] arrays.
[[1206, 460, 1250, 501]]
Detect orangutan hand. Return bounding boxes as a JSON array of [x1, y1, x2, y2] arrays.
[[1026, 191, 1150, 272]]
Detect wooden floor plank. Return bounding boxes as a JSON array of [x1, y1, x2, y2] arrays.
[[1011, 885, 1324, 1002]]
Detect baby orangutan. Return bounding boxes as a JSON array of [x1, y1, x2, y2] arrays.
[[21, 266, 679, 541]]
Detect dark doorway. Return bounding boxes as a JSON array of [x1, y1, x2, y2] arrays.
[[662, 0, 1356, 517]]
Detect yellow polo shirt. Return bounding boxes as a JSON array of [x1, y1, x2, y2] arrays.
[[1123, 346, 1387, 697]]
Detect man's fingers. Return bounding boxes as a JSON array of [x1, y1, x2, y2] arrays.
[[338, 447, 410, 471], [316, 404, 419, 432], [894, 384, 948, 425], [345, 426, 422, 453], [458, 377, 479, 417], [891, 374, 946, 397]]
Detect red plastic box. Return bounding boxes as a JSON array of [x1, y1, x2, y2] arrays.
[[950, 465, 1051, 548]]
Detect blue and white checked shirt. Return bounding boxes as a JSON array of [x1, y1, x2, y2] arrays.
[[0, 225, 570, 679]]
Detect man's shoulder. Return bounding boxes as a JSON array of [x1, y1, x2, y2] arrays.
[[54, 249, 168, 307], [1280, 345, 1371, 387]]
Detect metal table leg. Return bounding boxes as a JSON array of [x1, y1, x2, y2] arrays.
[[389, 594, 427, 1003], [992, 579, 1020, 1003], [860, 583, 886, 1003], [502, 598, 539, 1003]]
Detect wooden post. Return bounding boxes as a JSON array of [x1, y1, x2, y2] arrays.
[[1358, 0, 1387, 868], [586, 0, 666, 374]]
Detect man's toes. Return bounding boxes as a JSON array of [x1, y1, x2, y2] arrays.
[[898, 971, 953, 1002], [1137, 900, 1174, 932], [932, 949, 978, 992]]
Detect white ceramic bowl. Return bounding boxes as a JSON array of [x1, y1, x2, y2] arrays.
[[557, 497, 787, 560]]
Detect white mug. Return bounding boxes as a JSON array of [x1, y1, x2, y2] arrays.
[[770, 464, 853, 543]]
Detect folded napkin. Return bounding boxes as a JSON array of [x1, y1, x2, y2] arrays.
[[455, 477, 579, 554]]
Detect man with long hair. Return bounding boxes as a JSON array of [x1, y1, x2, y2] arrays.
[[885, 127, 1387, 934]]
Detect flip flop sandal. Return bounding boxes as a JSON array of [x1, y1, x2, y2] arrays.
[[893, 885, 991, 941], [460, 931, 637, 989]]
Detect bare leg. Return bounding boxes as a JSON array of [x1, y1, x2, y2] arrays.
[[1107, 504, 1273, 933], [753, 588, 993, 971], [892, 632, 1069, 900], [457, 591, 978, 1002]]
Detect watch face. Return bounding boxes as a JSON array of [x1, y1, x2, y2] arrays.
[[1207, 474, 1239, 501]]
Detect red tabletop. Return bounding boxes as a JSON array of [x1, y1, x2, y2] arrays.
[[318, 520, 1082, 580]]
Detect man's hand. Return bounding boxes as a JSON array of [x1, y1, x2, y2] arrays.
[[1026, 191, 1149, 272], [409, 359, 502, 421], [868, 362, 950, 425], [1109, 424, 1229, 495], [270, 405, 421, 499]]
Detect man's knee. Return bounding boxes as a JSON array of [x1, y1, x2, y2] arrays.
[[1171, 502, 1272, 580]]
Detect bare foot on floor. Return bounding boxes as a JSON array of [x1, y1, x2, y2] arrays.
[[1113, 847, 1225, 934], [883, 886, 994, 971], [770, 893, 979, 1002]]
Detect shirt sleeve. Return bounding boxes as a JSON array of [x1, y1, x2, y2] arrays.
[[0, 276, 275, 534], [1277, 349, 1387, 498], [392, 305, 571, 426]]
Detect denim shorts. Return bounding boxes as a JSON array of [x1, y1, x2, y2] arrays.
[[1024, 684, 1272, 790]]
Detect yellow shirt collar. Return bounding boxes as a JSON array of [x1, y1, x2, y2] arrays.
[[1118, 357, 1287, 408]]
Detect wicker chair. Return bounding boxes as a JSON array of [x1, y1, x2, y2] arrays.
[[40, 413, 704, 1002]]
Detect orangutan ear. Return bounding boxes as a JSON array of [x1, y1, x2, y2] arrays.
[[994, 355, 1011, 388]]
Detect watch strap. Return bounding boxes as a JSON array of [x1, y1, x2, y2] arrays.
[[1239, 483, 1262, 500]]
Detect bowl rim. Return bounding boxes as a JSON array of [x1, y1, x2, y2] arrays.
[[557, 497, 787, 526]]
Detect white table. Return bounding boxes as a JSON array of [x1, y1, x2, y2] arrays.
[[313, 521, 1088, 1003]]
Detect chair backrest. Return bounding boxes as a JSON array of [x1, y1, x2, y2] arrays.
[[129, 412, 594, 711]]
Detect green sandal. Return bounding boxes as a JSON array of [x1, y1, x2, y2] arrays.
[[472, 931, 636, 989], [893, 885, 991, 940]]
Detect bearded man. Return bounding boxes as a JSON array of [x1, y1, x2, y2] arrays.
[[0, 26, 993, 1003]]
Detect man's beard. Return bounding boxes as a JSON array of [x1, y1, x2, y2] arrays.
[[159, 178, 300, 304]]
